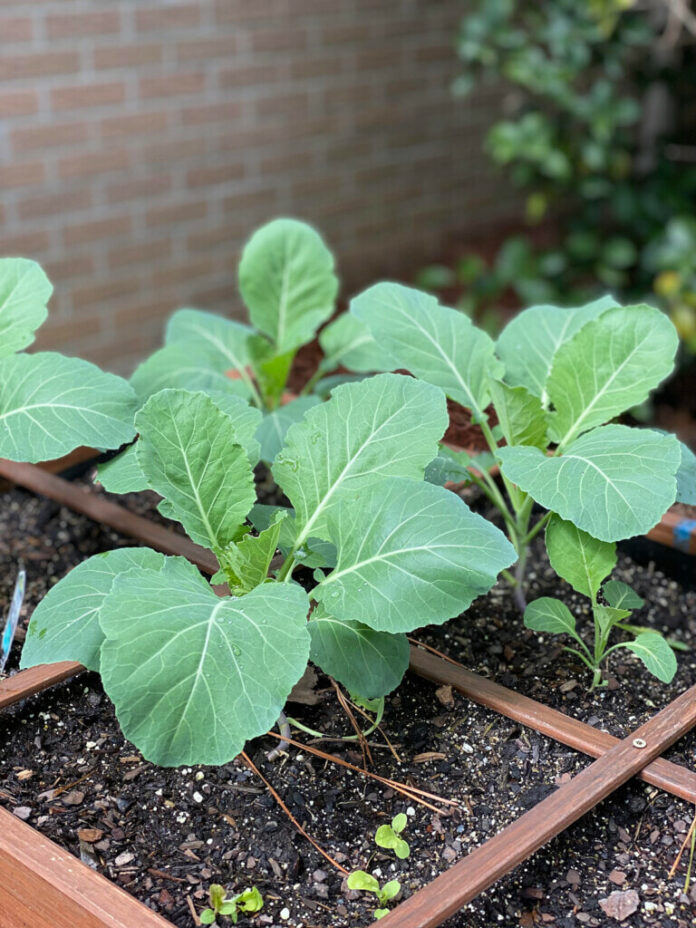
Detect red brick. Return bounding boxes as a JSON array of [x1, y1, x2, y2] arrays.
[[215, 0, 286, 23], [140, 72, 205, 99], [185, 162, 245, 187], [59, 149, 130, 180], [176, 36, 236, 63], [46, 11, 121, 40], [64, 216, 132, 247], [0, 162, 45, 188], [12, 121, 89, 152], [152, 257, 214, 288], [105, 174, 173, 204], [18, 189, 93, 220], [94, 44, 163, 70], [136, 4, 200, 32], [218, 63, 281, 89], [0, 17, 33, 42], [251, 27, 308, 53], [100, 111, 169, 139], [0, 230, 50, 255], [51, 81, 126, 111], [73, 277, 143, 310], [39, 315, 104, 345], [180, 101, 243, 126], [187, 226, 232, 252], [146, 200, 208, 227], [0, 89, 38, 118], [255, 92, 309, 119], [0, 51, 80, 82], [108, 238, 173, 269], [42, 254, 95, 282]]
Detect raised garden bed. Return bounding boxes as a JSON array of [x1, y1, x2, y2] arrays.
[[2, 463, 696, 928]]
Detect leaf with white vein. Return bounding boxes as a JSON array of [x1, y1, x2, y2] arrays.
[[135, 390, 255, 550], [499, 425, 680, 541], [129, 344, 251, 406], [622, 632, 677, 684], [99, 557, 311, 765], [675, 439, 696, 505], [545, 514, 616, 599], [273, 373, 448, 546], [255, 396, 321, 464], [0, 258, 52, 358], [313, 479, 516, 633], [239, 219, 338, 354], [496, 295, 617, 402], [0, 352, 137, 462], [21, 548, 165, 672], [318, 312, 384, 373], [96, 444, 148, 494], [547, 306, 678, 447], [309, 605, 409, 698], [524, 597, 578, 638], [488, 380, 548, 449], [351, 282, 501, 420], [165, 308, 255, 372]]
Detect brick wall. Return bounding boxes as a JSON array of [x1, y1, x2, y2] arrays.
[[0, 1, 516, 373]]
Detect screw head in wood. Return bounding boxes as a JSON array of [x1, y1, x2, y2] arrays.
[[632, 738, 647, 749]]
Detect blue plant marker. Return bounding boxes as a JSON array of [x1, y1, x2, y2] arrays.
[[0, 568, 26, 673], [673, 519, 696, 554]]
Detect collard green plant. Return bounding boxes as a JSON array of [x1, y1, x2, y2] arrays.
[[0, 258, 137, 462], [525, 515, 677, 688], [350, 281, 690, 683], [200, 884, 263, 925], [375, 813, 410, 859], [348, 811, 410, 918], [23, 373, 516, 766]]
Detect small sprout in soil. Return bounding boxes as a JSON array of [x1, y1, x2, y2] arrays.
[[524, 515, 678, 689], [346, 871, 401, 920], [200, 884, 263, 925], [375, 812, 410, 859]]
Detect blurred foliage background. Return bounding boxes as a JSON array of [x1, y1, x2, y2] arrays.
[[418, 0, 696, 353]]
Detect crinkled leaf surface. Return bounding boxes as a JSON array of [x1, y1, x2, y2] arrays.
[[255, 396, 321, 464], [351, 282, 501, 420], [499, 425, 680, 541], [130, 344, 250, 406], [318, 312, 383, 373], [488, 380, 548, 449], [135, 390, 255, 550], [547, 306, 678, 447], [308, 605, 409, 699], [21, 548, 165, 672], [314, 479, 516, 633], [524, 597, 578, 637], [623, 633, 677, 683], [239, 219, 338, 354], [96, 444, 148, 495], [165, 308, 255, 373], [496, 296, 616, 402], [602, 580, 644, 610], [0, 352, 137, 462], [248, 505, 336, 569], [273, 373, 448, 547], [99, 557, 311, 765], [0, 258, 52, 358], [545, 514, 616, 599]]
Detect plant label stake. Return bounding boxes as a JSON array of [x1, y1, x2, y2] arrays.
[[0, 567, 25, 673]]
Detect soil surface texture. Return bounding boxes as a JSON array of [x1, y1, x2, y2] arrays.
[[1, 482, 696, 928]]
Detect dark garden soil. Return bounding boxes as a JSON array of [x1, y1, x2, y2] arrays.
[[2, 482, 696, 928]]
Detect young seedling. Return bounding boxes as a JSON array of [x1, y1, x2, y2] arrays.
[[200, 884, 263, 925], [524, 515, 677, 688], [346, 871, 401, 920], [375, 812, 410, 859], [350, 282, 695, 615], [0, 257, 137, 463]]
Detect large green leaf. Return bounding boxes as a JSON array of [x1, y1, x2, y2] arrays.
[[499, 425, 680, 541], [313, 479, 516, 633], [496, 296, 616, 402], [488, 380, 548, 449], [545, 514, 616, 599], [96, 444, 148, 495], [135, 390, 255, 550], [129, 344, 251, 406], [255, 396, 321, 464], [351, 282, 501, 421], [308, 605, 409, 699], [99, 557, 311, 765], [0, 258, 52, 358], [274, 373, 448, 547], [165, 308, 255, 373], [206, 391, 262, 465], [239, 219, 338, 354], [547, 306, 679, 447], [622, 632, 677, 683], [318, 312, 383, 373], [524, 597, 578, 638], [21, 548, 165, 672], [425, 446, 495, 486], [674, 439, 696, 505], [0, 352, 137, 462]]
